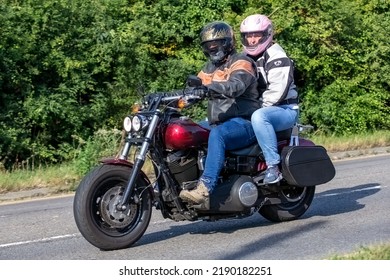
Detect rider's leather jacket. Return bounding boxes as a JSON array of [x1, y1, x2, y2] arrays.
[[198, 51, 260, 124]]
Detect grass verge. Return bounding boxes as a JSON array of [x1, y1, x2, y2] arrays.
[[0, 163, 78, 194], [310, 130, 390, 152], [329, 243, 390, 260]]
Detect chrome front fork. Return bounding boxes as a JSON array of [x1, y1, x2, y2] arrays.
[[116, 112, 161, 211]]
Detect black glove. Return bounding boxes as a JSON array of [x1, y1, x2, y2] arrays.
[[192, 85, 209, 98]]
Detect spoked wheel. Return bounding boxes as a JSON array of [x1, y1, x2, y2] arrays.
[[259, 185, 315, 222], [73, 164, 153, 250]]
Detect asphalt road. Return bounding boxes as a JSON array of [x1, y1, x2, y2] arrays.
[[0, 154, 389, 260]]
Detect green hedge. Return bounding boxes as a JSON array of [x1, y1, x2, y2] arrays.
[[0, 0, 389, 170]]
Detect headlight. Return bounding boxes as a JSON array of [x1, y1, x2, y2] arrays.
[[123, 116, 132, 132], [123, 115, 149, 132], [132, 115, 149, 132], [132, 116, 141, 131]]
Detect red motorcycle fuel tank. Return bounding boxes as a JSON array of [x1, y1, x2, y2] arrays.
[[164, 118, 209, 150]]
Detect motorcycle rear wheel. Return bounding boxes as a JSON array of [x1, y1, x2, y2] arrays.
[[73, 164, 152, 250], [259, 186, 315, 222]]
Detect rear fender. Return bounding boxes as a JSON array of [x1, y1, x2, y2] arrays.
[[298, 138, 316, 146]]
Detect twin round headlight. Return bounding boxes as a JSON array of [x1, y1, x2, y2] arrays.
[[123, 115, 149, 132]]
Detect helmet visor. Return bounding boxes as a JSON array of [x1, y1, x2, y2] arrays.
[[240, 31, 268, 47], [201, 39, 226, 56]]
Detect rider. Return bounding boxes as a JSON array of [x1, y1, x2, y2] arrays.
[[240, 14, 299, 184], [179, 21, 260, 204]]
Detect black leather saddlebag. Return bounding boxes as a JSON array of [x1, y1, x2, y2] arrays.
[[281, 145, 335, 187]]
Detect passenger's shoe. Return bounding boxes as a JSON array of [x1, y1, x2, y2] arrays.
[[264, 165, 282, 184], [179, 181, 209, 204]]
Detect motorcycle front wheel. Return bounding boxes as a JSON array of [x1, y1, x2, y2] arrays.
[[259, 185, 315, 222], [73, 164, 153, 250]]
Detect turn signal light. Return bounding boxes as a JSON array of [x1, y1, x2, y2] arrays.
[[178, 98, 187, 109], [131, 103, 140, 114]]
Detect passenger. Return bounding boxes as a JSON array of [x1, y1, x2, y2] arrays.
[[240, 14, 299, 184]]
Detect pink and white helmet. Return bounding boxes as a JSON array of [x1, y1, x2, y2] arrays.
[[240, 14, 273, 56]]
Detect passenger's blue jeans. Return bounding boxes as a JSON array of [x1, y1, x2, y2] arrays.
[[251, 105, 298, 166], [200, 117, 257, 192]]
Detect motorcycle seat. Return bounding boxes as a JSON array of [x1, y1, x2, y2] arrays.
[[228, 128, 293, 157]]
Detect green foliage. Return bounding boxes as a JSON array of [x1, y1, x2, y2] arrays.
[[1, 0, 389, 170], [304, 77, 389, 134], [1, 0, 131, 169], [73, 128, 123, 176]]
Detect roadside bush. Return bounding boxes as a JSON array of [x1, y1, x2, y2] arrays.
[[73, 129, 123, 176]]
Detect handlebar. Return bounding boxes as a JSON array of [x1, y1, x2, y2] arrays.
[[162, 93, 203, 102], [143, 89, 204, 107]]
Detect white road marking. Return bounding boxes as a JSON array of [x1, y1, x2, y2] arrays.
[[317, 185, 386, 198], [0, 233, 79, 248]]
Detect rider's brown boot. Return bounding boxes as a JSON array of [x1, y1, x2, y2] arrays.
[[179, 181, 209, 204]]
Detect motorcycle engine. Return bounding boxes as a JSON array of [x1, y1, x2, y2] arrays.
[[211, 175, 259, 211], [165, 150, 200, 186]]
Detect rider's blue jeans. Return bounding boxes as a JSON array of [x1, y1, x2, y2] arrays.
[[251, 105, 298, 166], [200, 117, 257, 192]]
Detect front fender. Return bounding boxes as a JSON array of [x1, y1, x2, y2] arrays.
[[99, 157, 152, 187], [100, 157, 134, 167]]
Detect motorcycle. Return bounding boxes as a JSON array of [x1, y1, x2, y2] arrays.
[[73, 75, 336, 250]]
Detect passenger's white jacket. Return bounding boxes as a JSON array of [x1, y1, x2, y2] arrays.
[[253, 43, 298, 108]]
